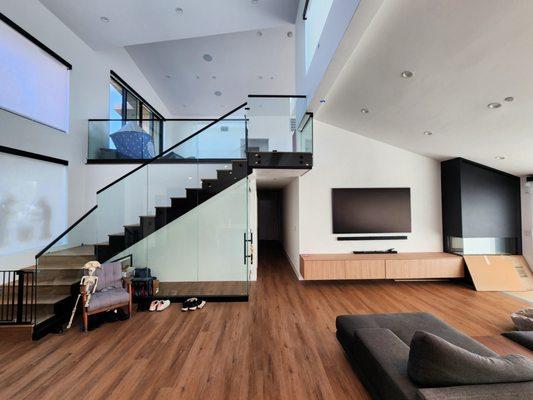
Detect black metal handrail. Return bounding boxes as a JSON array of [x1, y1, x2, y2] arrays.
[[35, 205, 97, 260], [36, 103, 247, 260], [97, 102, 247, 194], [0, 270, 36, 325]]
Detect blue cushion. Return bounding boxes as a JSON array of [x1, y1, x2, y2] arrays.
[[110, 122, 155, 159]]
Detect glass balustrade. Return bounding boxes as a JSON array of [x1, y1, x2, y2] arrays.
[[88, 118, 246, 161], [39, 105, 250, 300]]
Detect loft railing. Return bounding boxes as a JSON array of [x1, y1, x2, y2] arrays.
[[88, 117, 247, 162], [0, 270, 36, 325]]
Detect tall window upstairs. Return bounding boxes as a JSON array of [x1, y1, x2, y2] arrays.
[[88, 71, 164, 162]]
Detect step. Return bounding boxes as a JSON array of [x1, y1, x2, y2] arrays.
[[36, 268, 83, 282]]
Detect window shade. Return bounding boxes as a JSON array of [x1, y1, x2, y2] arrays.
[[0, 19, 70, 132]]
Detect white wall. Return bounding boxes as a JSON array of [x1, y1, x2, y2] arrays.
[[290, 120, 442, 271], [282, 178, 300, 278], [521, 178, 533, 267], [0, 0, 170, 269]]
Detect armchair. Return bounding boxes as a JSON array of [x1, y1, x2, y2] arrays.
[[81, 261, 132, 332]]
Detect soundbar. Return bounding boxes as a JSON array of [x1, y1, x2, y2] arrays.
[[337, 236, 407, 241]]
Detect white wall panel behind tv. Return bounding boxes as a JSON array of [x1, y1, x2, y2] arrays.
[[0, 20, 70, 132], [0, 153, 67, 260]]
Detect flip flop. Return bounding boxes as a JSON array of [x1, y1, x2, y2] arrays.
[[157, 300, 170, 312], [149, 300, 159, 312]]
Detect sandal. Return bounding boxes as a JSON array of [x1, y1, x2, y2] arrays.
[[149, 300, 159, 312], [157, 300, 170, 312]]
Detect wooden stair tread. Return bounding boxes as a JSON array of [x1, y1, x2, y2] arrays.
[[35, 294, 70, 304], [44, 245, 95, 256]]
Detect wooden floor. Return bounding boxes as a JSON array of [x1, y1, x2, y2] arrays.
[[0, 242, 530, 400]]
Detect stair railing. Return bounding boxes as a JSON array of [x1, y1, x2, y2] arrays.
[[0, 270, 36, 324], [35, 102, 248, 266]]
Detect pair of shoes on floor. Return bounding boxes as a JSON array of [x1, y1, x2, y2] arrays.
[[149, 300, 170, 312], [181, 297, 206, 312]]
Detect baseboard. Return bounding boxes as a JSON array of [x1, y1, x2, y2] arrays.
[[281, 246, 303, 281]]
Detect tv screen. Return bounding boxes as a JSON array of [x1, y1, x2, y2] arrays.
[[332, 188, 411, 234]]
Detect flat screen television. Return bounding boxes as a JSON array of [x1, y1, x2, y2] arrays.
[[332, 188, 411, 234]]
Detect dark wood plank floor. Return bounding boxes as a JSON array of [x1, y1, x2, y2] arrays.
[[0, 242, 529, 400]]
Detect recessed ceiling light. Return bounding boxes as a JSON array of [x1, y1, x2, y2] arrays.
[[423, 131, 432, 136], [319, 99, 326, 104], [182, 104, 187, 108], [495, 156, 505, 160], [251, 0, 258, 4], [257, 31, 262, 37], [188, 176, 192, 180], [487, 102, 501, 109], [361, 108, 369, 114], [196, 75, 200, 79], [212, 75, 216, 80], [258, 76, 263, 79], [100, 16, 110, 23], [270, 76, 274, 80], [401, 70, 413, 78], [504, 96, 514, 102], [203, 54, 213, 62], [287, 31, 293, 38], [165, 75, 171, 79], [175, 7, 183, 14], [214, 91, 222, 96]]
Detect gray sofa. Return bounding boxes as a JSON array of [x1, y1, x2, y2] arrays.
[[336, 312, 533, 400]]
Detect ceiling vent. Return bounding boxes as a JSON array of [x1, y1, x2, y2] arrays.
[[290, 118, 296, 132], [220, 125, 229, 132]]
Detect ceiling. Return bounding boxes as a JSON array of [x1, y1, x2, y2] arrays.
[[316, 0, 533, 176], [126, 27, 295, 117], [38, 0, 298, 49], [39, 0, 298, 117]]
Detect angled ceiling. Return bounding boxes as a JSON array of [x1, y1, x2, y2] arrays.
[[126, 27, 295, 116], [316, 0, 533, 176], [39, 0, 298, 117], [38, 0, 298, 49]]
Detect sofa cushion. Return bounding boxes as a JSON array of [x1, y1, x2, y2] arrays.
[[352, 328, 418, 400], [336, 312, 497, 357], [87, 288, 129, 312], [417, 381, 533, 400], [502, 331, 533, 351], [408, 331, 533, 388]]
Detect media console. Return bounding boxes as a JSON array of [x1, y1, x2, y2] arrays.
[[299, 252, 464, 280]]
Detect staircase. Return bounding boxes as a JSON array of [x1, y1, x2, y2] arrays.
[[95, 160, 248, 262], [30, 160, 248, 338], [5, 96, 314, 340]]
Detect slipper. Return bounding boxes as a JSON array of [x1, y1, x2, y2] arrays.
[[157, 300, 170, 312], [149, 300, 159, 312], [181, 298, 196, 312]]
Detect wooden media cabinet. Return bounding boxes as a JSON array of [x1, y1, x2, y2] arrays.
[[299, 252, 464, 281]]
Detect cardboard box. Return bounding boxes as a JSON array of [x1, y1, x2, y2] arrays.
[[463, 255, 533, 291]]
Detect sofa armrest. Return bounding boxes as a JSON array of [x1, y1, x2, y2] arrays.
[[417, 381, 533, 400], [352, 328, 417, 400]]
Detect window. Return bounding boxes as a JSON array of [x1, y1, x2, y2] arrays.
[[108, 71, 164, 153], [304, 0, 334, 72], [0, 14, 71, 132]]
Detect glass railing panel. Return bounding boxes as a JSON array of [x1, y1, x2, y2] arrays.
[[296, 113, 313, 153], [36, 207, 98, 261], [246, 96, 308, 153], [95, 166, 148, 265], [104, 105, 249, 297], [88, 119, 163, 161], [197, 177, 249, 296]]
